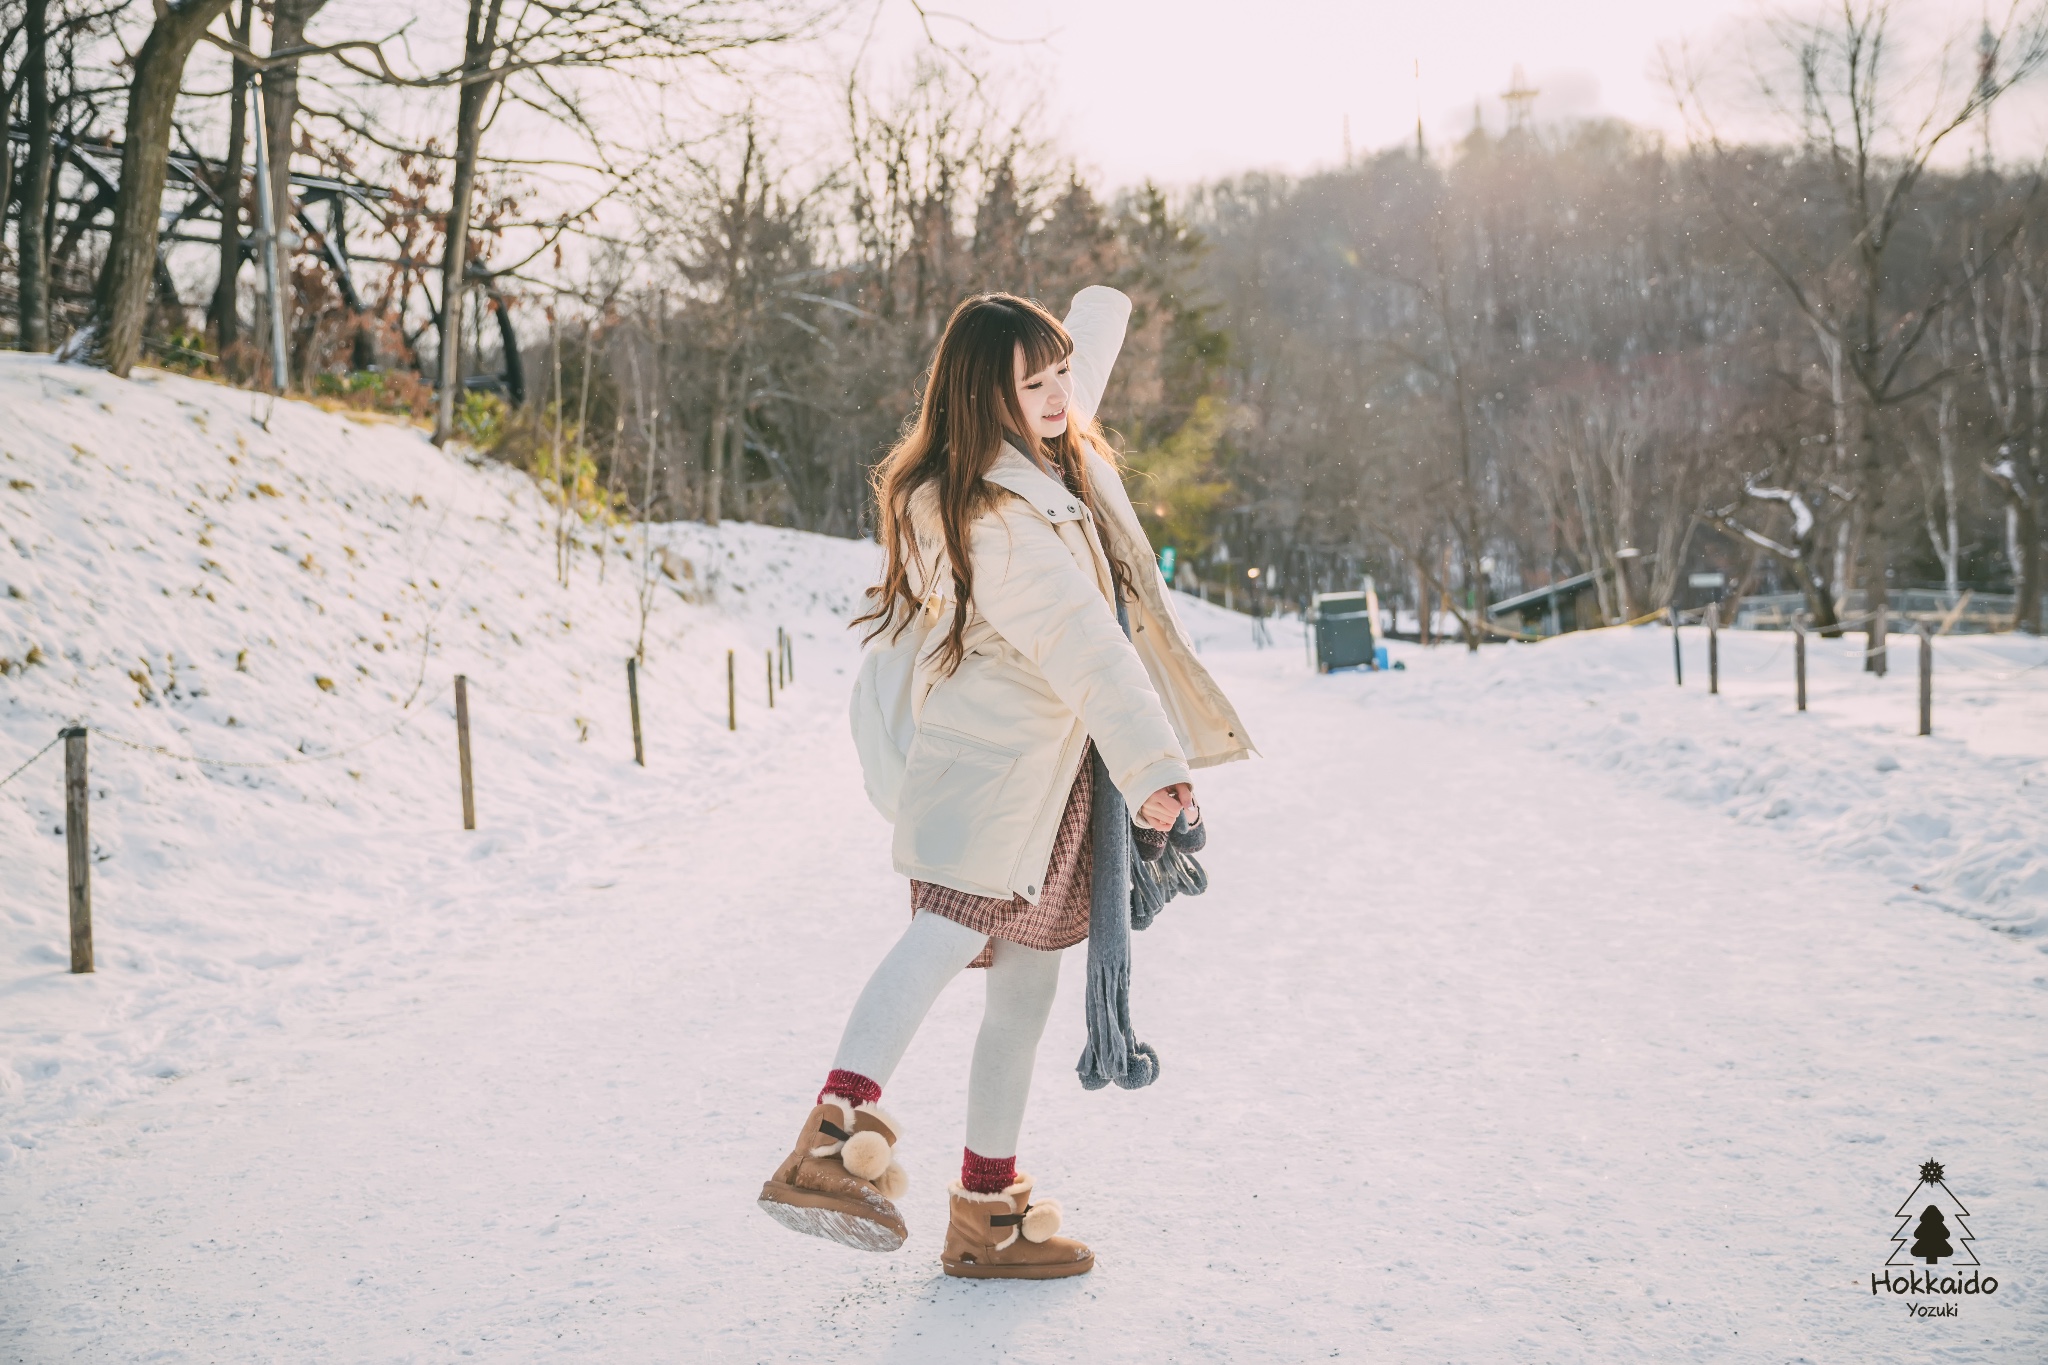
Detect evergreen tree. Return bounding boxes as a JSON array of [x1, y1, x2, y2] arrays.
[[1910, 1206, 1954, 1264]]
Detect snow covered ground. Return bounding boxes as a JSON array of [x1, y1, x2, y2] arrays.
[[1, 353, 877, 1134], [4, 356, 2044, 1361], [1359, 619, 2048, 948]]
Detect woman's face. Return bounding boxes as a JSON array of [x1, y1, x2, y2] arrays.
[[1012, 344, 1074, 442]]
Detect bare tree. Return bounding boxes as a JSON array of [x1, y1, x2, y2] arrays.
[[69, 0, 234, 375], [256, 0, 330, 368], [654, 123, 829, 525], [1676, 0, 2048, 627], [1906, 307, 1966, 595], [404, 0, 816, 445], [1970, 227, 2048, 628], [208, 0, 254, 353], [1525, 379, 1681, 622], [15, 0, 52, 349], [432, 0, 505, 443]]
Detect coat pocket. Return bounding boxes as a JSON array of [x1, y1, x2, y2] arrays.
[[896, 724, 1023, 887]]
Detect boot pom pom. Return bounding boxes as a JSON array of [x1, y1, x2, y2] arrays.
[[874, 1160, 909, 1200], [1021, 1199, 1063, 1243], [841, 1129, 892, 1182]]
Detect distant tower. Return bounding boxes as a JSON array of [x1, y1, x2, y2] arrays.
[[1344, 114, 1353, 168], [1502, 64, 1539, 134], [1413, 58, 1427, 160]]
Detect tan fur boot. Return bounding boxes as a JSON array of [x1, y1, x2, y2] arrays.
[[941, 1175, 1094, 1279], [757, 1097, 909, 1252]]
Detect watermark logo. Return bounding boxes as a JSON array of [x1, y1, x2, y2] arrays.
[[1871, 1161, 1996, 1304]]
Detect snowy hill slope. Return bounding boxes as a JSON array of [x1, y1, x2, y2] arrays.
[[0, 355, 878, 1136]]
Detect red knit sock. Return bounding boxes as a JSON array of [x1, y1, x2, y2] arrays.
[[817, 1069, 881, 1107], [961, 1148, 1016, 1194]]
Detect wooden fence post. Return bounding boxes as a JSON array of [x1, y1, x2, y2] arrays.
[[767, 649, 776, 709], [1669, 606, 1683, 686], [727, 650, 736, 731], [454, 674, 476, 830], [627, 657, 645, 767], [777, 627, 787, 688], [1794, 624, 1807, 712], [63, 727, 92, 974], [1708, 602, 1719, 695], [1918, 627, 1932, 737]]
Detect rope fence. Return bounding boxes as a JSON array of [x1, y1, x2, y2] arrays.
[[1322, 589, 2024, 745], [3, 624, 802, 976], [0, 733, 66, 791], [1656, 601, 1940, 730], [88, 685, 449, 771]]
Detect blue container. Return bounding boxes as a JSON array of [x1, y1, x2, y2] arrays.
[[1374, 644, 1389, 671]]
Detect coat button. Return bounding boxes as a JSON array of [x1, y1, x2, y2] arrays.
[[1028, 886, 1037, 895]]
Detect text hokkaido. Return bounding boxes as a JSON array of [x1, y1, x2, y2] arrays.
[[1871, 1270, 1997, 1295]]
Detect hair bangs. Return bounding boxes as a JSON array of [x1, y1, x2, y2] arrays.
[[1009, 304, 1073, 380]]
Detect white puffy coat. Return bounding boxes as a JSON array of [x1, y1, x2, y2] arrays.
[[889, 287, 1254, 901]]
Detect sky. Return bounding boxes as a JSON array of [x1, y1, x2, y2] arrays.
[[149, 0, 2036, 299], [262, 1, 2037, 210], [845, 0, 1766, 186]]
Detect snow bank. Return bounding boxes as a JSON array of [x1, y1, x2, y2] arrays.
[[1321, 623, 2048, 946], [0, 355, 877, 1143]]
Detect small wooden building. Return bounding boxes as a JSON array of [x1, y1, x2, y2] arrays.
[[1485, 569, 1608, 638]]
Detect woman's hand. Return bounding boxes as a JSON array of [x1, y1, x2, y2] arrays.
[[1137, 782, 1194, 832]]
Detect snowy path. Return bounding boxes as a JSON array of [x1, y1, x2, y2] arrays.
[[7, 636, 2043, 1363]]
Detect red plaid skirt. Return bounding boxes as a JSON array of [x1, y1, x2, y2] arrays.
[[910, 742, 1096, 968]]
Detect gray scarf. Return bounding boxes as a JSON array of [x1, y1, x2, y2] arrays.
[[1076, 596, 1208, 1091]]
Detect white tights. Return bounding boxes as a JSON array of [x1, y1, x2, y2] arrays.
[[831, 910, 1062, 1158]]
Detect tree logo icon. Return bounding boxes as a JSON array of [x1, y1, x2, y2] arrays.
[[1910, 1206, 1953, 1263], [1871, 1160, 1998, 1300], [1885, 1161, 1978, 1269]]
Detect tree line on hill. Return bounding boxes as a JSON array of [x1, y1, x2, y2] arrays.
[[3, 0, 2046, 633]]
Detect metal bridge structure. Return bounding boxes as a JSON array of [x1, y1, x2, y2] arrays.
[[3, 124, 523, 402]]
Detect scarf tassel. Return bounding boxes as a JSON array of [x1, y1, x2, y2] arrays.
[[1076, 596, 1214, 1092]]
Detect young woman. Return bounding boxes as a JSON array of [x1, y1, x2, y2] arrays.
[[758, 287, 1252, 1279]]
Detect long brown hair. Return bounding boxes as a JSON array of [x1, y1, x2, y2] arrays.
[[856, 292, 1130, 671]]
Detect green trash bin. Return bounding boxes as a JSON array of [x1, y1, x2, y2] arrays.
[[1312, 590, 1377, 673]]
